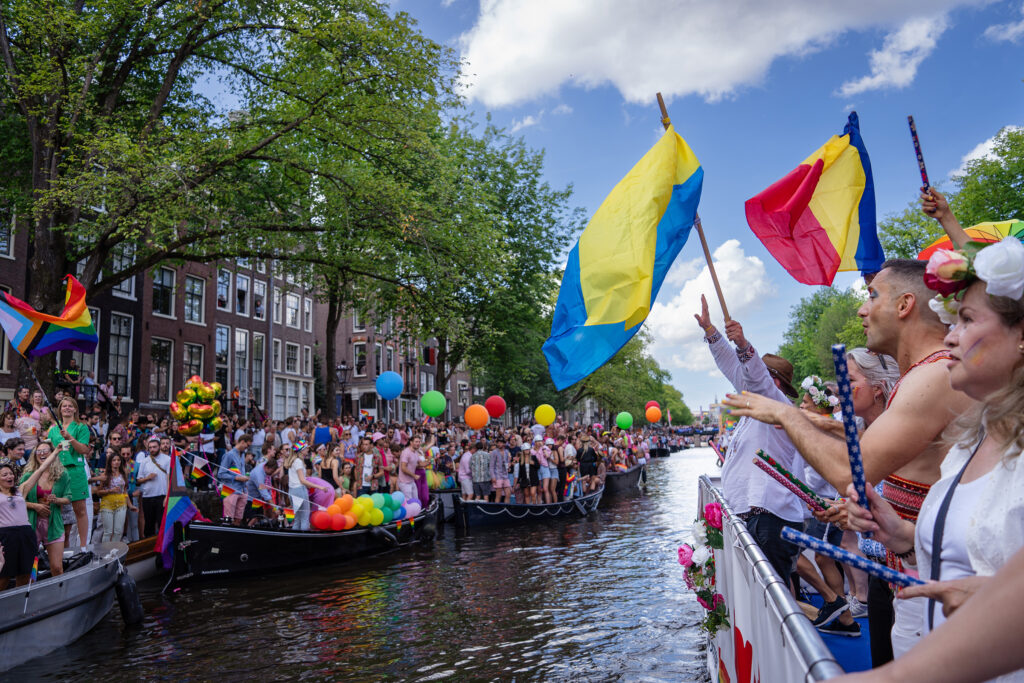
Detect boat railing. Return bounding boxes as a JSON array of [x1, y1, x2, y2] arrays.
[[698, 475, 844, 682]]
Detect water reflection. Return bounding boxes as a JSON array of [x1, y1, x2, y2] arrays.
[[16, 449, 718, 682]]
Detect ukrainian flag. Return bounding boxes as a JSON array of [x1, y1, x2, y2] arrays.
[[543, 126, 702, 390], [744, 112, 884, 285]]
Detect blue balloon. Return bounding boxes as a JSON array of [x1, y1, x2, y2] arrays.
[[393, 506, 406, 520], [375, 371, 404, 400], [391, 491, 405, 507]]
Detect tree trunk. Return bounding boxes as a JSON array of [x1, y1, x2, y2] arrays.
[[323, 286, 343, 420], [434, 336, 447, 397]]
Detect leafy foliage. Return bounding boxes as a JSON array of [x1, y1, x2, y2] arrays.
[[777, 287, 867, 382]]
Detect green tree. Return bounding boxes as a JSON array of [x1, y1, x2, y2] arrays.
[[777, 286, 867, 382]]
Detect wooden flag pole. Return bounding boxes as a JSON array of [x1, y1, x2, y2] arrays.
[[656, 93, 730, 321]]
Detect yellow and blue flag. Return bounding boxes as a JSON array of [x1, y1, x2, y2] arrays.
[[543, 127, 702, 389]]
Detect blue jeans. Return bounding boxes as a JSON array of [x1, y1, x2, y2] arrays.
[[289, 486, 310, 531], [745, 513, 803, 583]]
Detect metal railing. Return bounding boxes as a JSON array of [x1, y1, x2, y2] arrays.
[[698, 475, 845, 681]]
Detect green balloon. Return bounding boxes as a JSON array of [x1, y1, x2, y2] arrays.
[[371, 493, 385, 509], [381, 506, 393, 524], [381, 493, 394, 510], [420, 390, 447, 418], [616, 411, 634, 430]]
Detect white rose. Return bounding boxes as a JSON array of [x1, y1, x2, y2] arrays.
[[801, 377, 813, 391], [828, 396, 839, 407], [691, 520, 708, 548], [691, 545, 711, 566], [928, 295, 959, 326], [975, 237, 1024, 300], [808, 386, 819, 397]]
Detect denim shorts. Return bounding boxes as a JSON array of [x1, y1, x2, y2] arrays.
[[539, 466, 554, 480]]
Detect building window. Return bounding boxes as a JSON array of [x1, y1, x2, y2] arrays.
[[353, 342, 366, 377], [234, 329, 248, 400], [150, 338, 173, 403], [71, 307, 100, 376], [253, 281, 266, 321], [184, 276, 205, 324], [285, 293, 300, 328], [235, 274, 249, 316], [215, 325, 230, 388], [458, 382, 469, 406], [375, 342, 382, 376], [152, 267, 175, 317], [252, 333, 265, 406], [0, 209, 13, 259], [216, 269, 231, 310], [272, 339, 282, 372], [287, 378, 299, 415], [237, 257, 250, 270], [111, 244, 136, 298], [302, 346, 311, 377], [255, 259, 266, 274], [285, 343, 299, 374], [303, 298, 312, 332], [273, 288, 282, 324], [183, 343, 203, 379], [273, 378, 285, 419], [387, 346, 394, 372], [352, 310, 365, 332], [108, 313, 132, 397]]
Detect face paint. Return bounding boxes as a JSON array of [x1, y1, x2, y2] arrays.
[[964, 337, 987, 367]]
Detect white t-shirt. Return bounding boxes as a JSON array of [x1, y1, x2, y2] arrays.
[[138, 454, 171, 498], [530, 424, 545, 439], [252, 429, 266, 450], [287, 458, 306, 489], [282, 427, 296, 446]]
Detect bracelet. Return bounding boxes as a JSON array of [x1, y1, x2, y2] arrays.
[[894, 546, 916, 560], [703, 325, 714, 334]]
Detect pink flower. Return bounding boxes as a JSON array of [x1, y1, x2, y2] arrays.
[[696, 594, 712, 610], [683, 567, 695, 589], [712, 593, 725, 610], [703, 502, 723, 530], [925, 250, 971, 296], [678, 544, 694, 567]]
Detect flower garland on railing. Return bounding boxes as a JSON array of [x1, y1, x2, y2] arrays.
[[678, 502, 730, 635]]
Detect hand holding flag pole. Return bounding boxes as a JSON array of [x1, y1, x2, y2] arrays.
[[656, 93, 730, 321]]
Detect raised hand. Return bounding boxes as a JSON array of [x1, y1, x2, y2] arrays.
[[724, 320, 748, 349], [693, 294, 712, 331]]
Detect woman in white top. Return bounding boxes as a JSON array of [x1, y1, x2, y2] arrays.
[[283, 445, 328, 531], [0, 411, 19, 444], [846, 240, 1024, 680]]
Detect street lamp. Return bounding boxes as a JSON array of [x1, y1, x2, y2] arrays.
[[335, 361, 351, 417]]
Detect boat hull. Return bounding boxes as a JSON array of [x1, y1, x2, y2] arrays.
[[172, 501, 439, 582], [0, 542, 127, 672], [429, 488, 461, 522], [603, 463, 646, 495], [454, 487, 603, 528]]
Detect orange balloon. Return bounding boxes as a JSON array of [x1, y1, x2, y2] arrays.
[[342, 514, 357, 530], [464, 404, 489, 430], [337, 494, 354, 514], [326, 504, 341, 516], [646, 406, 662, 423]]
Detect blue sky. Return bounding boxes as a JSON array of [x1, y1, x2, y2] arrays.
[[395, 0, 1024, 413]]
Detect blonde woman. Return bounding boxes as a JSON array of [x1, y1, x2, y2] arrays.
[[20, 442, 71, 576], [46, 397, 92, 547], [284, 445, 328, 531]]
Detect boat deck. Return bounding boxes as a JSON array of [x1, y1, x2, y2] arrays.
[[805, 593, 872, 673]]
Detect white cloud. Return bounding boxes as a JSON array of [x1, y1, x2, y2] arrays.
[[646, 240, 775, 373], [950, 125, 1022, 176], [441, 0, 456, 7], [837, 15, 949, 97], [509, 113, 541, 133], [552, 103, 573, 115], [457, 0, 986, 108], [983, 2, 1024, 41]]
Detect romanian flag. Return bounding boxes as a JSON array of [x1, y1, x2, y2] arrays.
[[0, 276, 97, 358], [745, 112, 884, 285], [283, 507, 295, 521], [544, 126, 702, 390]]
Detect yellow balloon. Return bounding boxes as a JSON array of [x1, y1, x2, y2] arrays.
[[534, 404, 556, 427]]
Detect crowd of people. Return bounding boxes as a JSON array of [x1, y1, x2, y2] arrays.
[[707, 191, 1024, 680]]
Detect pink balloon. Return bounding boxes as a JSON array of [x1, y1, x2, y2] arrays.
[[306, 477, 335, 509]]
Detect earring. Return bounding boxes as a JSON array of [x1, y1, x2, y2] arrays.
[[1019, 342, 1024, 355]]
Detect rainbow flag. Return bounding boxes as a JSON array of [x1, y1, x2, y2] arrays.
[[220, 484, 236, 498], [29, 555, 38, 583], [154, 495, 206, 569], [251, 499, 263, 509], [745, 112, 884, 285], [0, 276, 97, 358], [544, 126, 702, 390], [283, 507, 295, 521], [615, 463, 628, 472]]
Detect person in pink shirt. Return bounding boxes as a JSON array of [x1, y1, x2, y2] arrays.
[[532, 436, 555, 504], [458, 441, 473, 499]]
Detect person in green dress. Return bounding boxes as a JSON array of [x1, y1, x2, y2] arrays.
[[20, 442, 71, 576], [47, 396, 92, 548]]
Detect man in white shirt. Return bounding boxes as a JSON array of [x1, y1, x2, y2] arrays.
[[136, 437, 171, 536]]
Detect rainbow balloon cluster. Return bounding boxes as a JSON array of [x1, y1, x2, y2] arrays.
[[170, 375, 224, 436], [310, 491, 422, 531]]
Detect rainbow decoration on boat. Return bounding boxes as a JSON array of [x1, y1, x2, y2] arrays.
[[283, 507, 295, 521], [219, 484, 236, 498], [0, 275, 97, 358]]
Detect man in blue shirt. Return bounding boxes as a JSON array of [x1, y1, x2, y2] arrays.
[[244, 457, 279, 525], [217, 434, 252, 525]]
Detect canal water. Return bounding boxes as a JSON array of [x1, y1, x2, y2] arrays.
[[19, 448, 718, 682]]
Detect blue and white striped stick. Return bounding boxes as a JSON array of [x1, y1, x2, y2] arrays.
[[831, 343, 871, 538], [781, 526, 924, 587]]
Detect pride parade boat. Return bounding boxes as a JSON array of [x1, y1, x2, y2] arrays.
[[602, 462, 646, 495], [167, 500, 440, 584], [453, 486, 603, 528]]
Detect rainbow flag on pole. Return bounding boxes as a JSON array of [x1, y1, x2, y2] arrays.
[[745, 112, 884, 285], [544, 126, 702, 390], [0, 276, 97, 358]]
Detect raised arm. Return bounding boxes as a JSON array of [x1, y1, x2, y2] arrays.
[[696, 295, 744, 389], [19, 450, 60, 496], [921, 189, 969, 249]]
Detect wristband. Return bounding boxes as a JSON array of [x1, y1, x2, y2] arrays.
[[736, 344, 756, 363]]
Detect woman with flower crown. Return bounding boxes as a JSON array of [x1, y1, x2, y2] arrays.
[[842, 235, 1024, 680]]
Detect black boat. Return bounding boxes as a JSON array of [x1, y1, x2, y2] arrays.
[[169, 500, 439, 583], [603, 463, 646, 495], [429, 487, 461, 523], [453, 487, 603, 528], [651, 447, 671, 458]]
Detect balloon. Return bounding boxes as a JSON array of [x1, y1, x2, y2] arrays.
[[178, 419, 202, 436], [206, 416, 223, 433], [188, 403, 214, 419], [534, 404, 556, 427], [616, 412, 634, 430], [370, 508, 384, 526], [420, 391, 446, 418], [343, 514, 357, 530], [327, 504, 341, 516], [357, 494, 373, 508], [646, 406, 662, 423], [209, 381, 223, 397], [484, 395, 507, 418], [176, 388, 197, 406], [371, 493, 385, 509], [645, 400, 660, 410], [187, 374, 204, 388], [306, 478, 335, 509], [375, 371, 404, 400], [357, 511, 371, 526], [169, 402, 188, 421], [391, 491, 405, 508], [464, 404, 489, 430], [209, 399, 222, 416], [405, 501, 422, 518], [311, 510, 328, 530], [393, 506, 406, 520], [196, 383, 217, 402], [381, 493, 393, 510], [338, 494, 354, 513], [330, 513, 345, 531], [381, 507, 393, 524]]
